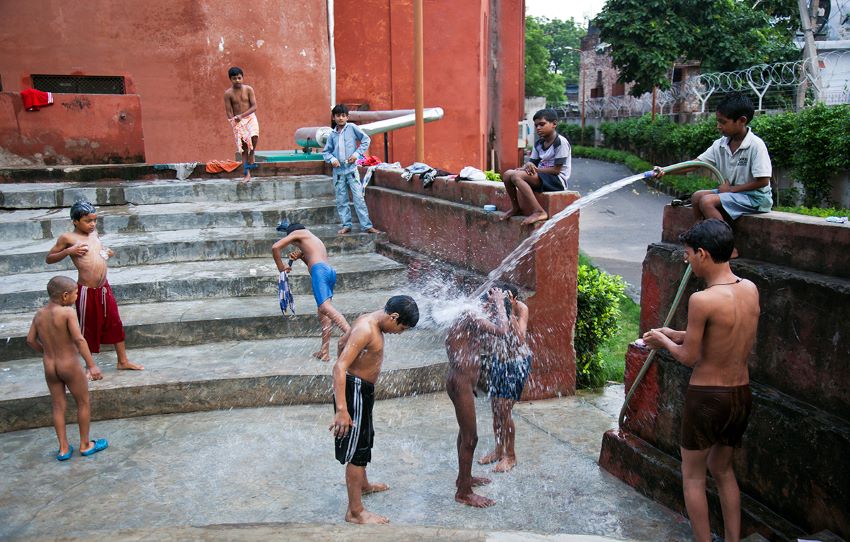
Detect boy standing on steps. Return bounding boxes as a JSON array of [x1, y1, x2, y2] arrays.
[[322, 104, 381, 235], [46, 201, 143, 371], [330, 295, 419, 524], [643, 219, 759, 542], [28, 276, 108, 460], [224, 66, 259, 183], [272, 223, 350, 361]]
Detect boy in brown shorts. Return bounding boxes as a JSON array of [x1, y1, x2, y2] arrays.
[[27, 276, 108, 460], [643, 219, 760, 542], [46, 201, 143, 371]]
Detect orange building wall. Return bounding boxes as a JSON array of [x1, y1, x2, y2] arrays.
[[0, 1, 331, 164], [334, 0, 525, 173]]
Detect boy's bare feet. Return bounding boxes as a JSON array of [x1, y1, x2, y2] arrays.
[[345, 509, 390, 524], [521, 211, 548, 226], [241, 173, 251, 183], [499, 208, 521, 221], [362, 482, 390, 495], [312, 350, 330, 362], [337, 227, 352, 234], [365, 227, 382, 234], [493, 457, 516, 473], [477, 451, 500, 465], [117, 360, 144, 370], [455, 490, 496, 508]]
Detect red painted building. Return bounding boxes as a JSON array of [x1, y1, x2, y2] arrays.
[[0, 1, 524, 172]]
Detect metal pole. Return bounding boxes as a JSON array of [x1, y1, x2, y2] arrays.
[[651, 86, 657, 122], [414, 0, 425, 162], [581, 67, 586, 145]]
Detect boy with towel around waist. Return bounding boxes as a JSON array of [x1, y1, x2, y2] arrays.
[[643, 219, 760, 542], [46, 201, 143, 371], [272, 223, 350, 361], [224, 66, 259, 183]]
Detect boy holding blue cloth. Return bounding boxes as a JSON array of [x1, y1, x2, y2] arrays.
[[322, 104, 381, 235], [272, 223, 350, 361]]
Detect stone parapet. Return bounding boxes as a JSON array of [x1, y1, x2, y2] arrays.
[[366, 170, 580, 399]]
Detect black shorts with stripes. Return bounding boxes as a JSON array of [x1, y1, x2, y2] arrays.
[[334, 373, 375, 467]]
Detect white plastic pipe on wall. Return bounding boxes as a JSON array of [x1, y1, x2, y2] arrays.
[[327, 0, 336, 108], [294, 108, 444, 149]]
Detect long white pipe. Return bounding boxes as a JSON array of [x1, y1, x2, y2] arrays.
[[360, 107, 444, 136], [328, 0, 336, 108]]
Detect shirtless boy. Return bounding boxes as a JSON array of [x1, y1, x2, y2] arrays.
[[46, 201, 143, 371], [643, 219, 759, 542], [446, 287, 509, 508], [330, 295, 419, 524], [272, 223, 349, 361], [28, 276, 108, 460], [224, 66, 259, 182], [479, 283, 531, 473]]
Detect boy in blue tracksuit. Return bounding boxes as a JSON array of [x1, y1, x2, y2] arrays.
[[322, 104, 380, 235]]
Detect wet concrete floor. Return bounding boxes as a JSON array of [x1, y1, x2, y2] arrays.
[[0, 386, 694, 541]]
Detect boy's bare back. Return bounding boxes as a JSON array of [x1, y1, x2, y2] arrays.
[[688, 280, 759, 386], [273, 228, 329, 271], [29, 301, 101, 382]]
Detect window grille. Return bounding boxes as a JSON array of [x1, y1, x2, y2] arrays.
[[31, 75, 125, 94]]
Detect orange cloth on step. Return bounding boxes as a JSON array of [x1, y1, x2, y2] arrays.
[[205, 160, 242, 173]]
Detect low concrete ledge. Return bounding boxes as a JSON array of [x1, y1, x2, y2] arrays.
[[599, 429, 807, 541], [0, 363, 447, 433], [0, 161, 327, 184], [662, 206, 850, 280]]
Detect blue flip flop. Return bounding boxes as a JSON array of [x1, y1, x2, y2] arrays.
[[56, 445, 74, 461], [81, 438, 108, 457]]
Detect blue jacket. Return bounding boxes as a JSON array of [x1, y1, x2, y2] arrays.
[[322, 123, 371, 177]]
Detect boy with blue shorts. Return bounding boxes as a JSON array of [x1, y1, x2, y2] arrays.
[[479, 283, 531, 473], [655, 92, 772, 224], [272, 223, 350, 361]]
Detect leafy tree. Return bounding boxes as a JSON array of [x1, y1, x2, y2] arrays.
[[539, 17, 585, 85], [595, 0, 799, 96], [525, 17, 567, 102]]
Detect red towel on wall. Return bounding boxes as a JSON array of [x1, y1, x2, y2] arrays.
[[21, 89, 54, 111]]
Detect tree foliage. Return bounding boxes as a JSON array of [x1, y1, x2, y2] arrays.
[[595, 0, 799, 95], [525, 16, 586, 101]]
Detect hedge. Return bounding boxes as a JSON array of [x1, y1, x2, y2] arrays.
[[575, 263, 625, 389]]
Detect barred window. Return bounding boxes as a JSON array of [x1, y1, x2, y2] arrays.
[[31, 75, 125, 94]]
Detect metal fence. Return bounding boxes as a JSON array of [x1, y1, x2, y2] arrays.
[[554, 50, 850, 119]]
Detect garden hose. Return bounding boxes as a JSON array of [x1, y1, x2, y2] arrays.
[[617, 160, 726, 428]]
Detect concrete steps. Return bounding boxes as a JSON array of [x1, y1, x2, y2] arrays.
[[0, 174, 444, 432], [0, 332, 448, 432]]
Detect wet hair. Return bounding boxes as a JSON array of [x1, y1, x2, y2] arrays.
[[285, 223, 306, 235], [716, 92, 754, 123], [46, 276, 77, 299], [228, 66, 243, 78], [331, 104, 350, 117], [679, 219, 735, 263], [385, 295, 419, 328], [70, 200, 96, 221], [494, 282, 519, 316], [532, 108, 558, 123]]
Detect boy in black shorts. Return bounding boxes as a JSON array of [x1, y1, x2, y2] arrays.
[[330, 296, 419, 524]]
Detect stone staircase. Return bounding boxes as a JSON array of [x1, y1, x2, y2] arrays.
[[0, 174, 447, 433]]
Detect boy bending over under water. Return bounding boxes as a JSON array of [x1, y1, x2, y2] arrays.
[[478, 283, 531, 473], [272, 223, 350, 361], [28, 276, 108, 460], [643, 219, 759, 542], [330, 295, 419, 524], [446, 287, 510, 507]]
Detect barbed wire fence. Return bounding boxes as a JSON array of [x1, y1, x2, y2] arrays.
[[554, 50, 850, 120]]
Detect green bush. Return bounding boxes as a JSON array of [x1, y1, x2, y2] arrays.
[[575, 263, 625, 389], [557, 122, 594, 145], [773, 205, 850, 218], [484, 170, 502, 182]]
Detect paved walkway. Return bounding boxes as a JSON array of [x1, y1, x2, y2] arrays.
[[0, 388, 694, 541], [570, 158, 673, 301]]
